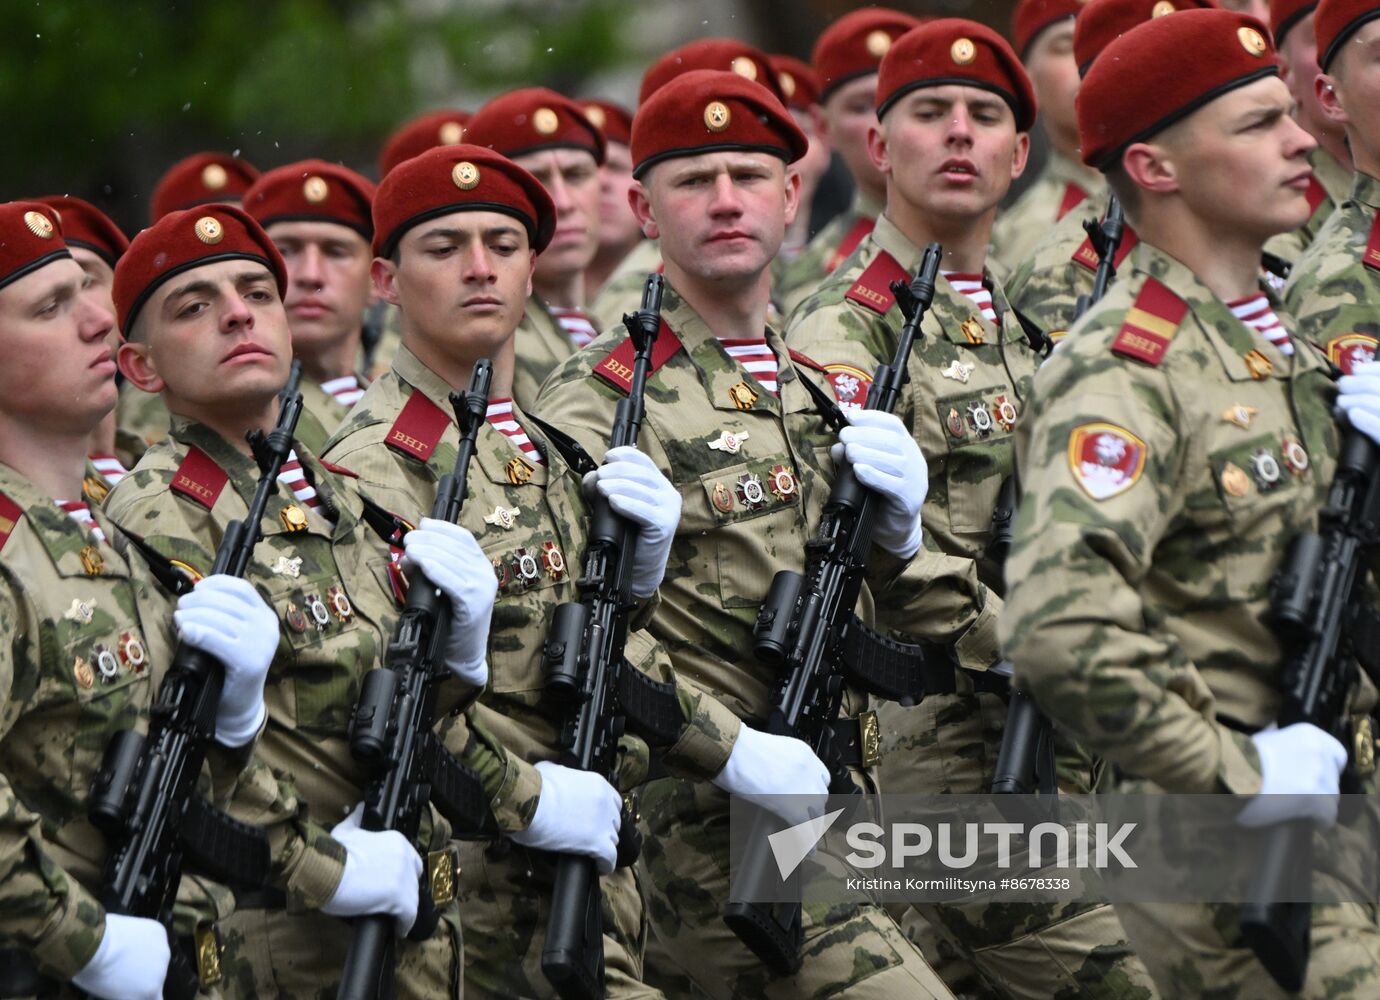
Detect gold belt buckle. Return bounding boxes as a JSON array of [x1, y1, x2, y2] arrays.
[[428, 847, 459, 906], [858, 709, 881, 767], [193, 923, 223, 986], [1353, 715, 1376, 776]]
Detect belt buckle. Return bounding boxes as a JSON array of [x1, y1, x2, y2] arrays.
[[1353, 715, 1376, 776], [858, 709, 881, 767], [193, 923, 223, 987], [428, 847, 460, 906]]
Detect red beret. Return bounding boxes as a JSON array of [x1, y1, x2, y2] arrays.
[[631, 69, 809, 180], [467, 89, 606, 166], [639, 39, 784, 106], [769, 54, 822, 110], [812, 8, 922, 102], [37, 196, 128, 266], [113, 205, 287, 335], [1078, 9, 1278, 168], [243, 160, 376, 239], [0, 202, 72, 292], [1014, 0, 1084, 58], [1317, 0, 1380, 68], [372, 144, 556, 258], [1270, 0, 1318, 44], [1074, 0, 1218, 75], [150, 152, 259, 223], [378, 110, 471, 178], [579, 100, 634, 146], [877, 19, 1038, 132]]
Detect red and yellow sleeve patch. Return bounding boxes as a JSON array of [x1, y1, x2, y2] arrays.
[[822, 363, 872, 411], [1327, 333, 1378, 374], [1068, 422, 1147, 501]]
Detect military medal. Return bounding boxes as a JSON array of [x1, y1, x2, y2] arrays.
[[728, 381, 759, 411], [94, 644, 121, 683], [305, 594, 331, 631], [270, 555, 302, 578], [1282, 436, 1309, 475], [1251, 449, 1282, 490], [940, 359, 973, 383], [945, 407, 966, 440], [483, 505, 520, 530], [711, 482, 734, 512], [708, 430, 749, 455], [542, 541, 566, 580], [1242, 350, 1273, 380], [993, 395, 1018, 432], [506, 457, 535, 486], [960, 317, 985, 345], [1220, 462, 1251, 498], [80, 545, 105, 576], [64, 598, 96, 625], [327, 586, 354, 623], [735, 472, 767, 510], [73, 656, 95, 690], [514, 547, 541, 586], [118, 632, 147, 673], [967, 401, 994, 436], [769, 464, 797, 503], [1354, 717, 1376, 776], [279, 504, 309, 532], [83, 476, 110, 504], [284, 602, 309, 633], [1221, 403, 1258, 429]]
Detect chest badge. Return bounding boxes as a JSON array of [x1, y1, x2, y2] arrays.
[[967, 401, 994, 436], [83, 476, 110, 504], [542, 541, 566, 580], [492, 557, 512, 589], [279, 504, 309, 532], [118, 632, 147, 673], [284, 602, 309, 633], [514, 547, 542, 586], [1243, 350, 1273, 380], [1251, 449, 1283, 490], [993, 395, 1018, 432], [94, 644, 121, 683], [945, 407, 967, 440], [960, 317, 985, 345], [64, 598, 96, 625], [708, 430, 749, 455], [736, 472, 768, 510], [270, 555, 303, 578], [80, 545, 105, 577], [73, 656, 95, 690], [483, 505, 520, 530], [712, 482, 735, 513], [1221, 461, 1251, 498], [1282, 436, 1309, 475], [304, 593, 332, 631], [326, 586, 354, 624], [506, 457, 535, 486], [941, 359, 973, 383], [769, 464, 798, 503], [1221, 403, 1259, 429], [728, 381, 759, 411]]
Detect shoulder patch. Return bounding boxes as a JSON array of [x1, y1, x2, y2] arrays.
[[1057, 182, 1088, 222], [386, 390, 451, 462], [1365, 212, 1380, 273], [318, 458, 359, 479], [1327, 332, 1378, 374], [822, 363, 873, 412], [1110, 278, 1188, 366], [1072, 223, 1139, 273], [825, 217, 875, 274], [845, 251, 908, 315], [1068, 423, 1147, 501], [0, 493, 22, 554], [171, 447, 230, 510], [592, 320, 684, 394]]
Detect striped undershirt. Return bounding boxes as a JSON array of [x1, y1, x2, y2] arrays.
[[320, 374, 366, 408], [1230, 293, 1293, 356], [278, 451, 328, 516], [487, 399, 545, 465], [57, 500, 107, 544], [943, 272, 998, 324], [88, 453, 129, 486], [717, 338, 779, 396], [550, 307, 599, 349]]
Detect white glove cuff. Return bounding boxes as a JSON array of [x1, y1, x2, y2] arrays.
[[446, 654, 490, 688], [215, 700, 267, 749]]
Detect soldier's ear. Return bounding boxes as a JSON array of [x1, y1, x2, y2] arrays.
[[116, 339, 165, 395], [628, 182, 658, 240], [526, 249, 536, 299], [866, 122, 889, 177], [371, 256, 402, 307], [782, 165, 802, 229], [1010, 131, 1031, 181], [1122, 141, 1179, 197], [1316, 72, 1350, 127]]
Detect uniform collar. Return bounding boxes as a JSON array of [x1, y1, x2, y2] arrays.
[[852, 186, 885, 220], [0, 461, 131, 580], [1044, 147, 1103, 197], [1311, 147, 1352, 205]]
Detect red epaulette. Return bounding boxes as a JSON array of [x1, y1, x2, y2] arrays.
[[844, 251, 908, 315], [1057, 182, 1088, 222], [825, 217, 876, 274], [386, 391, 451, 462], [1072, 223, 1139, 273], [592, 320, 684, 393], [171, 447, 229, 510], [318, 459, 359, 479], [1364, 211, 1380, 274], [1304, 175, 1329, 216], [1110, 278, 1188, 366], [0, 493, 22, 554], [787, 348, 827, 373]]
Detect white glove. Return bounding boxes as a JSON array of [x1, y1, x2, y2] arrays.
[[589, 446, 682, 598], [713, 725, 829, 827], [510, 760, 623, 874], [320, 805, 424, 935], [830, 409, 928, 560], [1236, 722, 1347, 829], [70, 913, 169, 1000], [400, 517, 496, 686], [1336, 360, 1380, 446], [174, 574, 278, 747]]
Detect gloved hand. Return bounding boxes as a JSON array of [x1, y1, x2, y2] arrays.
[[1336, 360, 1380, 446], [400, 517, 496, 686], [1236, 722, 1348, 828], [712, 725, 830, 827], [70, 913, 169, 1000], [588, 446, 681, 598], [320, 805, 424, 936], [510, 760, 623, 874], [174, 574, 278, 747], [830, 409, 928, 559]]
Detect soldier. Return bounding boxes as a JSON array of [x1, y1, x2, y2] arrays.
[[1282, 0, 1380, 354], [0, 199, 279, 999], [768, 55, 831, 268], [322, 142, 825, 999], [1000, 10, 1380, 995], [242, 160, 379, 453], [582, 100, 642, 298], [536, 68, 980, 999], [785, 20, 1157, 999], [378, 109, 471, 179], [990, 0, 1107, 271], [107, 205, 488, 998], [775, 8, 920, 317]]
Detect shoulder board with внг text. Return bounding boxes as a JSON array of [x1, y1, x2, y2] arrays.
[[592, 320, 684, 394], [386, 390, 451, 462], [0, 492, 22, 555], [845, 251, 908, 315], [1364, 212, 1380, 274], [171, 446, 230, 510], [1072, 223, 1139, 273], [1110, 277, 1188, 367]]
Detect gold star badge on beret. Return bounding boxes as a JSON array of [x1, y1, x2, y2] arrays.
[[704, 101, 732, 132], [1238, 25, 1267, 55], [201, 163, 228, 190], [302, 176, 329, 203], [584, 105, 607, 129], [951, 38, 977, 65], [438, 120, 464, 144], [866, 29, 893, 58], [194, 216, 224, 245], [23, 211, 54, 239], [779, 72, 797, 98], [730, 55, 758, 81], [533, 107, 559, 135], [452, 161, 481, 190], [1152, 1, 1175, 15]]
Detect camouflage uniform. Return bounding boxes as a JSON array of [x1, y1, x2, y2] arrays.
[[990, 149, 1105, 275], [294, 375, 352, 457], [324, 344, 743, 999], [114, 383, 172, 455], [1000, 240, 1380, 998], [535, 283, 1002, 1000], [786, 213, 1157, 1000], [591, 240, 663, 334], [1284, 170, 1380, 359], [104, 418, 467, 1000], [776, 189, 885, 318], [513, 295, 580, 415], [1266, 146, 1352, 266]]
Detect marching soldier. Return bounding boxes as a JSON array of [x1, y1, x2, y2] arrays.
[[582, 99, 642, 298], [768, 55, 831, 269], [1000, 10, 1380, 995]]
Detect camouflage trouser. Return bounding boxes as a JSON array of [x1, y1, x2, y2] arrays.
[[215, 902, 462, 999], [453, 838, 660, 1000], [876, 686, 1160, 1000], [637, 775, 956, 1000]]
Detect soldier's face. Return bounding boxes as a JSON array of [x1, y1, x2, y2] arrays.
[[1322, 22, 1380, 167], [1024, 21, 1080, 149], [873, 86, 1030, 222], [69, 246, 121, 350], [822, 74, 885, 194], [633, 151, 800, 286], [511, 148, 600, 286], [0, 257, 117, 434], [1278, 14, 1338, 146], [598, 141, 643, 253], [373, 209, 534, 361], [118, 259, 292, 415], [790, 106, 833, 206], [267, 220, 374, 360]]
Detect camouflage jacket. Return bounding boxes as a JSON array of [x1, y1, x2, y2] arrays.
[[1284, 170, 1380, 358], [323, 346, 742, 821], [534, 282, 1003, 727], [776, 188, 886, 318], [294, 375, 350, 457], [787, 212, 1040, 617], [115, 382, 172, 455], [590, 239, 663, 334], [999, 241, 1346, 795], [513, 294, 579, 416], [990, 149, 1105, 275], [1266, 146, 1353, 265]]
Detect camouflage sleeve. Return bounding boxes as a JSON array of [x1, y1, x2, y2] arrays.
[[453, 707, 542, 833], [997, 353, 1263, 795]]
